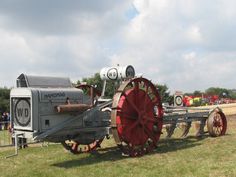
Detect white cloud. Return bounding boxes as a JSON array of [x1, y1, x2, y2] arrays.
[[110, 0, 236, 92], [0, 0, 236, 94], [186, 25, 203, 43], [0, 0, 132, 87]]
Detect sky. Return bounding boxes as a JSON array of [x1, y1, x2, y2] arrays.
[[0, 0, 236, 93]]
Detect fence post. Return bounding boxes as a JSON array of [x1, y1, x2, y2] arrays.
[[5, 133, 23, 158]]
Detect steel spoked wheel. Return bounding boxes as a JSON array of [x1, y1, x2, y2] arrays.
[[61, 139, 103, 154], [111, 77, 163, 157], [207, 109, 227, 137]]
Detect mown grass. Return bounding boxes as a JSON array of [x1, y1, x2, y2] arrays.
[[0, 130, 12, 146], [0, 116, 236, 177]]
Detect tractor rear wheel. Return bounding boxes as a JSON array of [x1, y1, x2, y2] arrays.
[[111, 77, 163, 157]]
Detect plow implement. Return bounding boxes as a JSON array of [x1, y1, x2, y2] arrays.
[[10, 65, 228, 157], [163, 107, 227, 138]]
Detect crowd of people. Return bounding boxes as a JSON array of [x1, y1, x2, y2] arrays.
[[0, 112, 28, 148], [0, 112, 10, 130]]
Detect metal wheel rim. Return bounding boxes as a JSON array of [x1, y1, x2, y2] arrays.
[[111, 77, 163, 157], [61, 139, 104, 154], [207, 109, 227, 137]]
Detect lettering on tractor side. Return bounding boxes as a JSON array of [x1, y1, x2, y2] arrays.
[[44, 92, 66, 99]]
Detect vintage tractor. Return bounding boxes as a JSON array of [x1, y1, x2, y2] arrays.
[[10, 65, 227, 157]]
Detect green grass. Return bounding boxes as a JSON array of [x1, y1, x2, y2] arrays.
[[0, 130, 12, 146], [0, 117, 236, 177]]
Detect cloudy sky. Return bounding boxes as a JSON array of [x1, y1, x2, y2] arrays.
[[0, 0, 235, 93]]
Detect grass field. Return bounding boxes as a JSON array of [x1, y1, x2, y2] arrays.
[[0, 130, 12, 146], [0, 116, 236, 177]]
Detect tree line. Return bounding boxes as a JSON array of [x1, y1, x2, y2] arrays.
[[0, 74, 236, 112], [185, 88, 236, 99], [77, 73, 236, 105], [0, 87, 10, 113], [77, 73, 173, 103]]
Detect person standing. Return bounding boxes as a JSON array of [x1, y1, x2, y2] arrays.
[[2, 112, 8, 130], [6, 112, 10, 130], [0, 113, 2, 130]]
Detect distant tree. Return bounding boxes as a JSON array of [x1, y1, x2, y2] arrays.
[[184, 92, 192, 96], [0, 87, 10, 113], [193, 90, 203, 97], [228, 90, 236, 99], [156, 84, 173, 105], [77, 74, 174, 103], [205, 87, 229, 98]]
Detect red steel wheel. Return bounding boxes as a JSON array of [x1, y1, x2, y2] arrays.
[[61, 139, 103, 154], [111, 77, 163, 157], [207, 108, 227, 137]]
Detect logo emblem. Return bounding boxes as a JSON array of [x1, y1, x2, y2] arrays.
[[175, 95, 183, 106], [14, 99, 31, 127]]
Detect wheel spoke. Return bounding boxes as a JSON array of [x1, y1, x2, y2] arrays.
[[117, 111, 137, 120], [143, 85, 150, 113], [122, 120, 139, 135], [123, 93, 140, 113], [143, 125, 157, 144], [134, 81, 140, 97], [213, 115, 223, 135], [143, 115, 157, 124], [215, 127, 221, 134], [72, 143, 78, 151]]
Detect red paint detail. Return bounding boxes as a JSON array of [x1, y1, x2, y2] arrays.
[[116, 88, 162, 146]]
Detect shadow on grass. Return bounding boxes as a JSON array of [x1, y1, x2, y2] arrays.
[[155, 135, 207, 154], [52, 146, 123, 168], [52, 135, 208, 168]]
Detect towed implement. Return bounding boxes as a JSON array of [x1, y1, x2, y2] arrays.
[[10, 66, 227, 157]]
